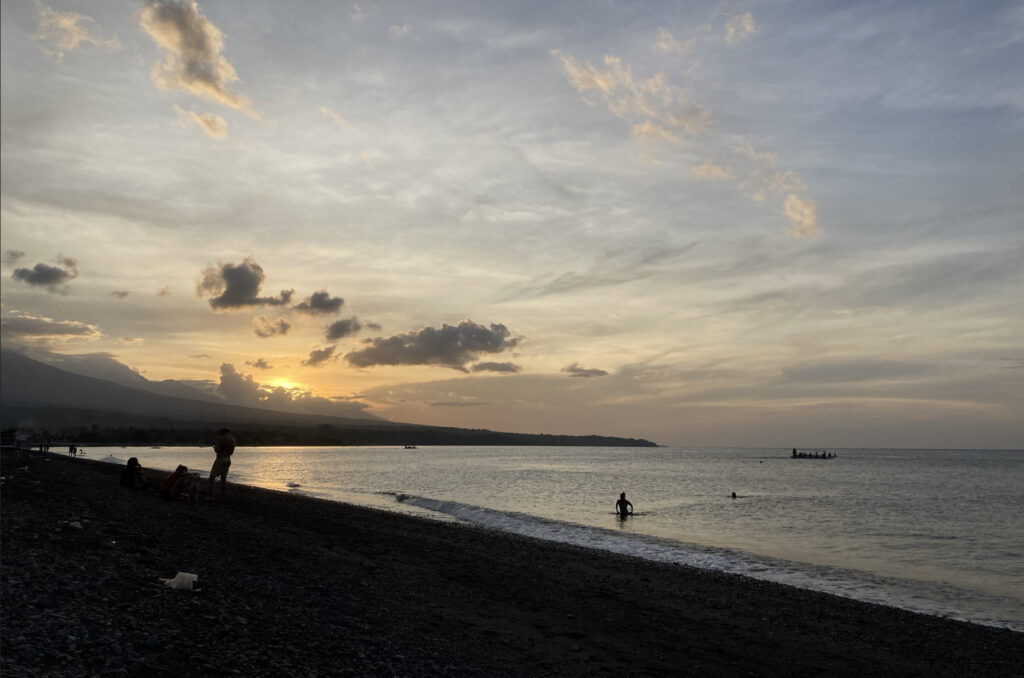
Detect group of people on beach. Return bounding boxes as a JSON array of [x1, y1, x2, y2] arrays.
[[118, 427, 236, 503]]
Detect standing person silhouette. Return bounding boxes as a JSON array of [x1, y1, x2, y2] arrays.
[[615, 492, 633, 518], [207, 427, 236, 500]]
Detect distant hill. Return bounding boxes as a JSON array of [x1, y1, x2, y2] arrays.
[[0, 350, 658, 447]]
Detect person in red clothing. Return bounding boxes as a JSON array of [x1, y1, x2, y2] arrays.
[[207, 427, 236, 499], [160, 465, 199, 502]]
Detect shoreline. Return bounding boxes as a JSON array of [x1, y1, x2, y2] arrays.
[[3, 450, 1021, 676]]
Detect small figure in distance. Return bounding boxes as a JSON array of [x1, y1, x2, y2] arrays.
[[731, 491, 737, 499], [207, 427, 236, 500], [161, 465, 200, 503], [119, 457, 148, 489], [615, 492, 633, 518]]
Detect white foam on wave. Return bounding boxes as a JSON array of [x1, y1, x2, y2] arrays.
[[395, 493, 1022, 632]]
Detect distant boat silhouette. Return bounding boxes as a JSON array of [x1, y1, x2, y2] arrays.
[[404, 444, 417, 449]]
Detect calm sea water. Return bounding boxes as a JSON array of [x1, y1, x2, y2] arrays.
[[90, 445, 1024, 631]]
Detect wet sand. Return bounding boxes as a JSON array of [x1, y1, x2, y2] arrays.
[[2, 450, 1020, 677]]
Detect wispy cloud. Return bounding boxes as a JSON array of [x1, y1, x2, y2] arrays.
[[174, 105, 227, 138], [562, 362, 609, 378], [654, 27, 694, 56], [725, 13, 757, 45], [34, 1, 119, 61], [692, 160, 732, 180], [1, 312, 100, 341], [140, 0, 257, 116], [783, 195, 819, 237], [320, 106, 347, 126]]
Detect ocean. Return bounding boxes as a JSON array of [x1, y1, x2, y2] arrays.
[[90, 445, 1023, 632]]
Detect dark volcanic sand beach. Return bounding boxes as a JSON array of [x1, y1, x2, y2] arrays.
[[2, 450, 1021, 677]]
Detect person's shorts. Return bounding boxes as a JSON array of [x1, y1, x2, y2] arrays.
[[210, 456, 232, 478]]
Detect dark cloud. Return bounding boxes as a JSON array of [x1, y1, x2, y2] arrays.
[[197, 257, 293, 310], [295, 290, 345, 315], [3, 250, 26, 265], [346, 320, 518, 371], [139, 0, 256, 115], [157, 287, 172, 296], [111, 290, 130, 299], [471, 361, 521, 373], [302, 345, 337, 367], [245, 358, 273, 369], [325, 317, 362, 341], [563, 362, 609, 378], [11, 256, 78, 293], [1, 313, 99, 339], [365, 321, 382, 331], [216, 363, 262, 405], [252, 315, 290, 338], [190, 353, 210, 359]]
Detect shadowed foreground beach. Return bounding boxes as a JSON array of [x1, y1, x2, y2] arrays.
[[2, 451, 1021, 677]]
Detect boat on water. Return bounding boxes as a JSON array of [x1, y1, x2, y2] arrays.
[[791, 448, 836, 459]]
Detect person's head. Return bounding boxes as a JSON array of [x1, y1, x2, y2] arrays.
[[177, 465, 187, 472], [620, 492, 626, 499], [218, 427, 230, 435], [127, 457, 139, 467]]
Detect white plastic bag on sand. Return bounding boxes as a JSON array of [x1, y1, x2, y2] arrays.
[[160, 572, 199, 591]]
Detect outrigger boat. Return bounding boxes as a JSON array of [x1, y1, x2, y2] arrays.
[[791, 448, 836, 459]]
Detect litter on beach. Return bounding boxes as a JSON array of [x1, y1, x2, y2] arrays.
[[160, 572, 199, 591]]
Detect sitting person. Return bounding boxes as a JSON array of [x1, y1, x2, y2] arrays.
[[160, 465, 200, 503], [119, 457, 148, 489]]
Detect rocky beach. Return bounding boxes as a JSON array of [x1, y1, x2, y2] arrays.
[[2, 449, 1021, 677]]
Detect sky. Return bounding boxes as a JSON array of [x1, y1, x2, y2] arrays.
[[1, 0, 1022, 448]]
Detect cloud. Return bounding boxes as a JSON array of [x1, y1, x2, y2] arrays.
[[190, 354, 210, 359], [3, 250, 26, 266], [725, 13, 757, 45], [295, 290, 345, 315], [632, 121, 681, 144], [654, 27, 693, 56], [389, 24, 412, 37], [782, 360, 932, 384], [429, 401, 487, 407], [245, 358, 272, 369], [471, 362, 521, 374], [1, 312, 100, 340], [320, 106, 347, 126], [174, 104, 227, 138], [118, 337, 144, 345], [302, 345, 338, 367], [140, 0, 256, 115], [34, 1, 119, 61], [157, 287, 172, 296], [325, 317, 362, 340], [350, 4, 366, 22], [111, 290, 130, 299], [346, 320, 518, 371], [505, 243, 698, 300], [562, 362, 609, 378], [783, 195, 819, 237], [11, 256, 78, 294], [197, 257, 294, 310], [216, 363, 262, 404], [692, 160, 732, 180], [252, 315, 290, 338]]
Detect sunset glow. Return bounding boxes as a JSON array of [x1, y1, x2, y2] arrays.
[[2, 1, 1021, 447]]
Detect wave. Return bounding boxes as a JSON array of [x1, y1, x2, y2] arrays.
[[391, 493, 1022, 632]]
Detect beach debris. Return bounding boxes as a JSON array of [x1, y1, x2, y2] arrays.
[[160, 572, 199, 591]]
